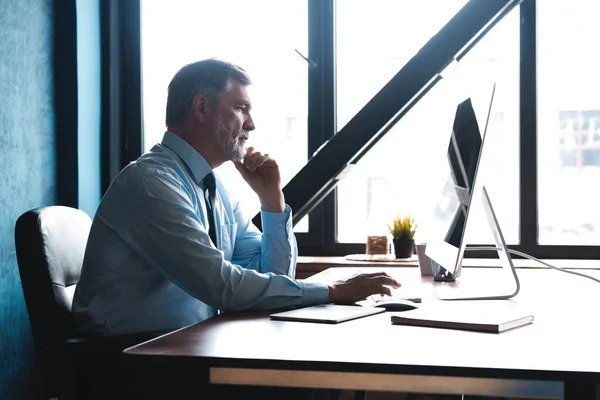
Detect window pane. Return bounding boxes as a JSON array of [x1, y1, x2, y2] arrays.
[[336, 0, 468, 130], [537, 1, 600, 245], [335, 7, 520, 246], [141, 0, 309, 232]]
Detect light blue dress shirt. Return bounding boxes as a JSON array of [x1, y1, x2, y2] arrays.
[[72, 131, 329, 335]]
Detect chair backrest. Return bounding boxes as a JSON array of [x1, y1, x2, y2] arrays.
[[15, 206, 92, 346]]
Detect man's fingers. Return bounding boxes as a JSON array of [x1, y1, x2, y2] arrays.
[[244, 152, 258, 171], [362, 285, 391, 298], [255, 155, 268, 169], [242, 146, 279, 172], [358, 271, 392, 278], [240, 152, 267, 171], [245, 151, 267, 172], [370, 275, 401, 288]]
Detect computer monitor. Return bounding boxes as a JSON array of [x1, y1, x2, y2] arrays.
[[424, 87, 493, 281], [424, 84, 520, 300]]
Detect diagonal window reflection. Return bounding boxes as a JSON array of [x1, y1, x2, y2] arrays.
[[337, 0, 468, 130]]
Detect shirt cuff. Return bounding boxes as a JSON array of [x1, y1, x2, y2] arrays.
[[299, 281, 330, 306], [260, 204, 293, 239]]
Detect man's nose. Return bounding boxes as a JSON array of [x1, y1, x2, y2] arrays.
[[244, 114, 256, 131]]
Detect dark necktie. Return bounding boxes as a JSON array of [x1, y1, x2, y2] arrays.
[[202, 172, 217, 246]]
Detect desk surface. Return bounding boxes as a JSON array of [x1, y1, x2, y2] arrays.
[[297, 256, 600, 269], [125, 267, 600, 384], [295, 257, 600, 280]]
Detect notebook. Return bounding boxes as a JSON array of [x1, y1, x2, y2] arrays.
[[270, 304, 385, 324], [390, 307, 534, 333]]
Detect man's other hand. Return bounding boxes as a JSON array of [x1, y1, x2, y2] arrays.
[[234, 147, 284, 212], [326, 272, 401, 304]]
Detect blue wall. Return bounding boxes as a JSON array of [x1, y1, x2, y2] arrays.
[[0, 0, 103, 398], [0, 0, 56, 398]]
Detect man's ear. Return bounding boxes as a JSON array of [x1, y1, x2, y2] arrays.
[[192, 93, 211, 122]]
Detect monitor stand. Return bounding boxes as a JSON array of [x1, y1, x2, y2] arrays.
[[432, 186, 521, 301]]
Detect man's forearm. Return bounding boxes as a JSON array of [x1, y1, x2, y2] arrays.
[[260, 191, 285, 213], [254, 205, 297, 276]]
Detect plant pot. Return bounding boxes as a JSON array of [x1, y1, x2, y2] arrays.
[[393, 237, 414, 259]]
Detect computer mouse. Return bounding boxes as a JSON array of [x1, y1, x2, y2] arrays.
[[373, 298, 419, 312]]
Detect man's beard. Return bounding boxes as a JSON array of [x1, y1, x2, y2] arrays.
[[213, 116, 248, 162]]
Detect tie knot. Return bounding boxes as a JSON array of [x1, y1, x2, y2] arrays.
[[202, 171, 216, 191]]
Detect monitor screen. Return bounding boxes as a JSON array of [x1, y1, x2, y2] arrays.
[[444, 98, 482, 247], [425, 85, 495, 281]]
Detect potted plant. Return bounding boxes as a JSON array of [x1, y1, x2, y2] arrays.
[[388, 215, 417, 259]]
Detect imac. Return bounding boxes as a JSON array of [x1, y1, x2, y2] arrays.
[[424, 84, 521, 300]]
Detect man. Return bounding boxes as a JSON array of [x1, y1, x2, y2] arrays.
[[70, 58, 402, 399], [73, 58, 398, 337]]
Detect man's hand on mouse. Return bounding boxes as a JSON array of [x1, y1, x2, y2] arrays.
[[234, 147, 285, 213], [326, 272, 401, 304]]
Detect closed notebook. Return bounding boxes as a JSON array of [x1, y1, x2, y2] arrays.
[[390, 307, 533, 333]]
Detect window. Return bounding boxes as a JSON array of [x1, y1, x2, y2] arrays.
[[336, 0, 468, 130], [336, 3, 520, 246], [141, 0, 309, 231], [123, 0, 599, 259], [537, 0, 600, 245]]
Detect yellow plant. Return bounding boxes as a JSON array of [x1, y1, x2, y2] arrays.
[[388, 215, 417, 240]]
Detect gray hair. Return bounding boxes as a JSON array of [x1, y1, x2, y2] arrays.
[[165, 58, 251, 127]]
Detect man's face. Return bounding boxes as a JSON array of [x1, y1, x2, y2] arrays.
[[210, 81, 255, 162]]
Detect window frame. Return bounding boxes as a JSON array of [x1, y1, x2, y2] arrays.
[[100, 0, 143, 193], [295, 0, 336, 249]]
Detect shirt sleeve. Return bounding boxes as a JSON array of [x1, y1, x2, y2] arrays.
[[115, 166, 329, 311], [229, 196, 298, 278]]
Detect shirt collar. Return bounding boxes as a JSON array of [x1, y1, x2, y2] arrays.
[[161, 131, 212, 183]]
